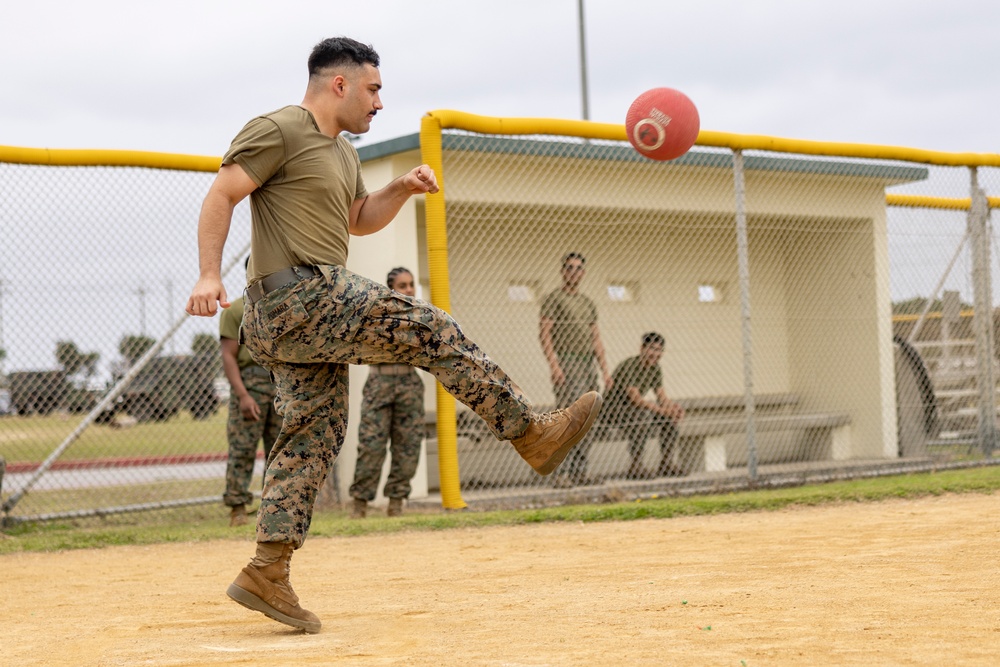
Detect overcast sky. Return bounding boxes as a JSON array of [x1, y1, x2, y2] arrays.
[[2, 0, 998, 156], [1, 0, 997, 380]]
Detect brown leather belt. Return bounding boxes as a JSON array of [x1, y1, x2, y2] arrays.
[[245, 266, 319, 305], [370, 364, 412, 375]]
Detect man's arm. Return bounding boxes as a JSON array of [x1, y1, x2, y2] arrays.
[[654, 386, 685, 420], [349, 164, 439, 236], [626, 385, 683, 420], [590, 323, 613, 390], [539, 316, 564, 386], [625, 386, 648, 409], [220, 337, 261, 421], [185, 164, 259, 317]]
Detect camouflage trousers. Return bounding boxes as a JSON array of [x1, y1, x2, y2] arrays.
[[348, 368, 425, 501], [223, 365, 280, 508], [552, 354, 599, 478], [243, 265, 532, 547]]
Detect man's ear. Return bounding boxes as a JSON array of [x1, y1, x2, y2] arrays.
[[330, 74, 347, 97]]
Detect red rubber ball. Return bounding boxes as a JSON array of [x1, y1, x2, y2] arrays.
[[625, 87, 700, 161]]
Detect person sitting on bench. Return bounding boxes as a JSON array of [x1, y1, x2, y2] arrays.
[[603, 332, 686, 479]]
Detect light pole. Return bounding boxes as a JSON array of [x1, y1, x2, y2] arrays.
[[577, 0, 591, 121], [136, 286, 147, 336], [165, 279, 173, 353]]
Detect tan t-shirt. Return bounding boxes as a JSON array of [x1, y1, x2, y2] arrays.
[[540, 288, 598, 357], [222, 105, 368, 283]]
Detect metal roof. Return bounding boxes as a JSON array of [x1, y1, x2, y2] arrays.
[[357, 132, 928, 183]]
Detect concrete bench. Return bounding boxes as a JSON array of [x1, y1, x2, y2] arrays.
[[675, 410, 851, 472], [677, 392, 801, 412]]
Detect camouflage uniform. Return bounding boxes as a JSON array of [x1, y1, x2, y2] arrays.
[[223, 365, 281, 508], [243, 264, 532, 547], [349, 366, 424, 502]]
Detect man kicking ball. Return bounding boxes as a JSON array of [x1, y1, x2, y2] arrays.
[[186, 36, 602, 633]]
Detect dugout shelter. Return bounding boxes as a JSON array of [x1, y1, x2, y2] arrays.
[[344, 113, 928, 505]]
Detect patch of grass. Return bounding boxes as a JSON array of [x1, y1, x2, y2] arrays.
[[2, 466, 998, 555], [0, 411, 228, 463]]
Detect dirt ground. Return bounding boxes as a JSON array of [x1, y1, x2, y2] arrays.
[[2, 493, 998, 666]]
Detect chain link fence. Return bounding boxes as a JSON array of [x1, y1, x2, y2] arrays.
[[0, 156, 253, 524], [2, 120, 999, 524], [416, 116, 1000, 508]]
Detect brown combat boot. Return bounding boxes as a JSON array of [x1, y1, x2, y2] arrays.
[[229, 504, 247, 527], [350, 498, 367, 519], [387, 498, 404, 517], [511, 391, 602, 476], [226, 543, 321, 633]]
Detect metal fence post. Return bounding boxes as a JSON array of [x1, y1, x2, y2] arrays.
[[968, 167, 996, 454], [733, 149, 758, 479]]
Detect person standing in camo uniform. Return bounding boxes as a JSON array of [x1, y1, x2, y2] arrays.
[[349, 267, 425, 518], [539, 252, 613, 487], [186, 36, 601, 635], [220, 292, 281, 527]]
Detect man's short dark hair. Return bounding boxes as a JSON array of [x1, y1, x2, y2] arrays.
[[308, 37, 380, 77], [562, 251, 586, 266], [642, 332, 665, 347], [386, 267, 412, 289]]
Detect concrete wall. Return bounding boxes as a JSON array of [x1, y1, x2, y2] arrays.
[[439, 151, 908, 462]]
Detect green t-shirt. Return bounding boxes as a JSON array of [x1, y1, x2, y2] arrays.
[[540, 288, 598, 357], [606, 355, 663, 416], [222, 105, 368, 283], [219, 297, 255, 369]]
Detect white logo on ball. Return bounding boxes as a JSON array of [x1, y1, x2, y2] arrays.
[[633, 118, 665, 151]]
